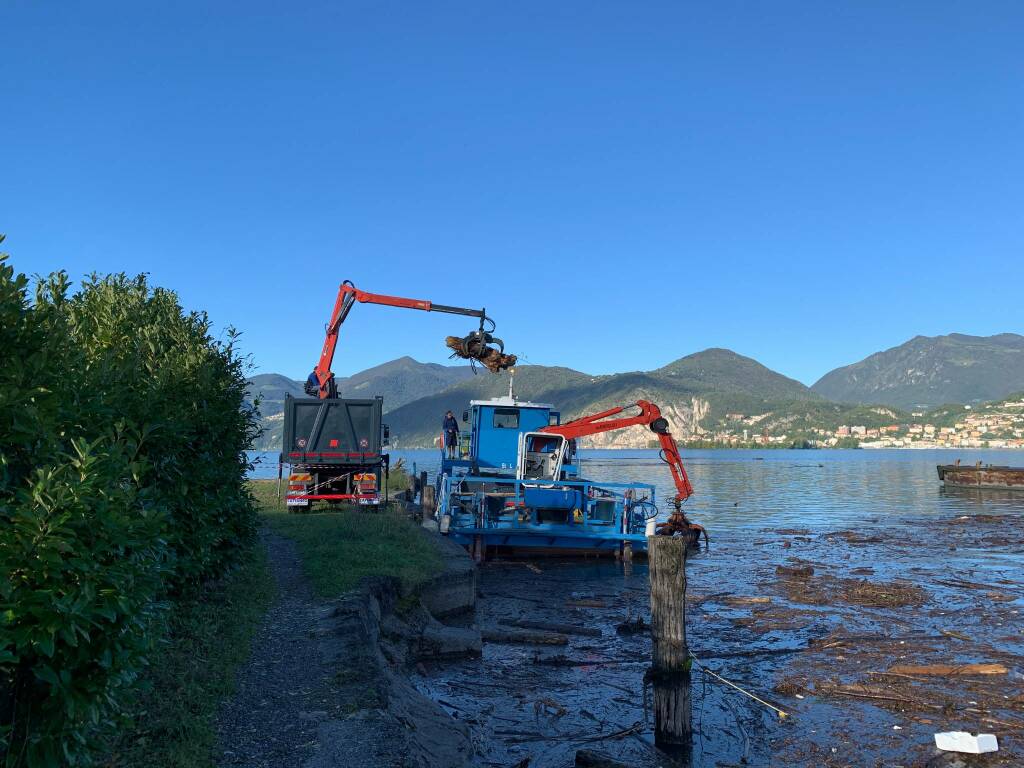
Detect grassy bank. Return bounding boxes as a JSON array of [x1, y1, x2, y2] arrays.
[[106, 547, 274, 768], [250, 480, 443, 598]]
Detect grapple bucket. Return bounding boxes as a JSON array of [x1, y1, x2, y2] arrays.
[[445, 331, 517, 373]]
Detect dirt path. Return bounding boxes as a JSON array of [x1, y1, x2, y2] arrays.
[[216, 530, 405, 768]]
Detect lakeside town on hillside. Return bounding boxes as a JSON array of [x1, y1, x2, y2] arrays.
[[693, 397, 1024, 449]]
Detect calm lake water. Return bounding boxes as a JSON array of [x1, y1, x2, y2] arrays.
[[248, 447, 1024, 533]]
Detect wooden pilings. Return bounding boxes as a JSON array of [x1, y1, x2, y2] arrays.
[[647, 535, 692, 754], [422, 485, 436, 524], [651, 678, 692, 757], [649, 536, 688, 669]]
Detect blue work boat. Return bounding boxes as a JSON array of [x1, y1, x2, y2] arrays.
[[434, 378, 702, 559]]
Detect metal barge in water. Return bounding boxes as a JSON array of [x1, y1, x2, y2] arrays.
[[937, 461, 1024, 490], [432, 377, 704, 559]]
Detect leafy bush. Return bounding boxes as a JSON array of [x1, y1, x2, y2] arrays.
[[0, 239, 259, 766]]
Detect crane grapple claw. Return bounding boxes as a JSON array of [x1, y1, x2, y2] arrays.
[[445, 333, 517, 373], [655, 512, 708, 547]]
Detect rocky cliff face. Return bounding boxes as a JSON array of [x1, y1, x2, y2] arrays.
[[577, 396, 710, 448]]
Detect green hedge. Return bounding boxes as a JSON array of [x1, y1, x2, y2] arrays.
[[0, 239, 260, 767]]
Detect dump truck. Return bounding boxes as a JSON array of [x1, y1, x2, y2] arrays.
[[283, 394, 390, 509], [282, 279, 514, 511]]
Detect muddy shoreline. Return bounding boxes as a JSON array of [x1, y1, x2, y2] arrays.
[[227, 493, 1024, 765], [414, 510, 1024, 767]]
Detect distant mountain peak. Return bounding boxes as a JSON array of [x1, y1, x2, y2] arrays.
[[653, 348, 817, 399], [812, 332, 1024, 409]]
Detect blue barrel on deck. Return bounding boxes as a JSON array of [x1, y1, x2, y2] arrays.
[[523, 487, 582, 510]]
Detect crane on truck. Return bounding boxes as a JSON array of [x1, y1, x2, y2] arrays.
[[283, 280, 514, 511], [306, 280, 515, 399], [539, 400, 707, 544]]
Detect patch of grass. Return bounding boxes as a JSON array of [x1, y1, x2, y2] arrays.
[[249, 479, 443, 598], [341, 685, 382, 714], [105, 546, 275, 768], [387, 464, 412, 493]]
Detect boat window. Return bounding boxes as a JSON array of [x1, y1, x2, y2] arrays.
[[493, 408, 520, 429]]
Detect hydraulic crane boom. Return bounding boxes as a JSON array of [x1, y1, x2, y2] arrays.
[[308, 280, 509, 398], [540, 400, 705, 541]]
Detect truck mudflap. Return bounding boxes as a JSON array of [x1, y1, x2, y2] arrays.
[[286, 472, 313, 507]]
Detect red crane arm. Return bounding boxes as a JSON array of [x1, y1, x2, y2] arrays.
[[540, 400, 694, 504], [312, 281, 489, 398]]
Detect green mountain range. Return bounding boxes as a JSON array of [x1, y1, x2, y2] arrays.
[[381, 348, 826, 447], [248, 333, 1023, 450], [249, 349, 884, 450], [811, 333, 1024, 410]]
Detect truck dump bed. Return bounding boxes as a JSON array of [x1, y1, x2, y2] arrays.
[[282, 394, 383, 465]]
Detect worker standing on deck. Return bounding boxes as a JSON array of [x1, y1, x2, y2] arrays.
[[443, 410, 459, 458]]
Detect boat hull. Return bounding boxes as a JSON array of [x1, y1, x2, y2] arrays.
[[447, 527, 703, 557], [937, 464, 1024, 491], [448, 528, 650, 556]]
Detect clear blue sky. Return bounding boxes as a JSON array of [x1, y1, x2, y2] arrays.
[[3, 1, 1022, 385]]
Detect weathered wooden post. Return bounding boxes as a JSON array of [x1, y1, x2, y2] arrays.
[[422, 484, 436, 525], [647, 535, 692, 755]]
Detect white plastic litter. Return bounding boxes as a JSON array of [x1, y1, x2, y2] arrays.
[[933, 731, 998, 754]]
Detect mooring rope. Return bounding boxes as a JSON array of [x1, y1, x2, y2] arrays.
[[689, 653, 790, 720]]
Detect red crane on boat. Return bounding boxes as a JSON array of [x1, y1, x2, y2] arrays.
[[539, 400, 706, 542]]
